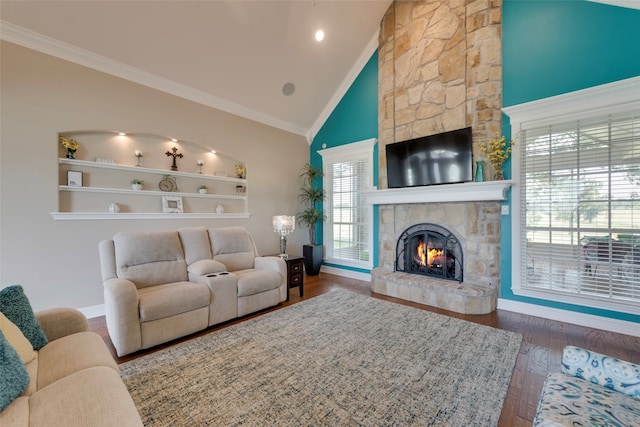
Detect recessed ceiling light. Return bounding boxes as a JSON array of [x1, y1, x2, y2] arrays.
[[315, 30, 325, 42], [171, 138, 177, 142], [282, 82, 296, 96], [118, 132, 126, 136], [210, 150, 217, 154]]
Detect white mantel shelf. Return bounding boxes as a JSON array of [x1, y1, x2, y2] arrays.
[[361, 180, 513, 205]]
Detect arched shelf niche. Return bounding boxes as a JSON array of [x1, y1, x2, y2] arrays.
[[53, 130, 249, 220]]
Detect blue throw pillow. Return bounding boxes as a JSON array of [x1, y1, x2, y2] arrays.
[[0, 329, 30, 411], [0, 285, 48, 350]]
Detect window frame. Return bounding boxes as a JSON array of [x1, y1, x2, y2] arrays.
[[505, 76, 640, 315], [318, 138, 376, 270]]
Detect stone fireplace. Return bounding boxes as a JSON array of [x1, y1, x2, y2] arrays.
[[368, 0, 504, 314], [365, 186, 506, 315]]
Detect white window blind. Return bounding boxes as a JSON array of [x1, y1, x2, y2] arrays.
[[318, 138, 375, 269], [330, 159, 370, 263], [521, 112, 640, 306]]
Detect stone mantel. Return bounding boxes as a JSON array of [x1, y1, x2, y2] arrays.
[[361, 180, 513, 205]]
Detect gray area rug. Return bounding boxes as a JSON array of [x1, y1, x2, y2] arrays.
[[120, 291, 522, 426]]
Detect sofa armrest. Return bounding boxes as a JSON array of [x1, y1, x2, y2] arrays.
[[255, 256, 287, 284], [99, 239, 117, 281], [35, 308, 89, 342], [103, 278, 142, 357], [562, 346, 640, 399]]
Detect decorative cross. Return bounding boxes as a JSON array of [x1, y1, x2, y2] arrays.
[[165, 147, 183, 171]]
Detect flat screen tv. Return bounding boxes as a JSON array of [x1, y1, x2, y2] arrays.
[[386, 127, 473, 188]]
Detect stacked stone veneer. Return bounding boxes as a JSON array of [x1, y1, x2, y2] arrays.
[[373, 0, 503, 314], [372, 202, 500, 314]]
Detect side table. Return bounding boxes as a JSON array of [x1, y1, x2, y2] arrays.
[[266, 255, 304, 301], [283, 256, 304, 301]]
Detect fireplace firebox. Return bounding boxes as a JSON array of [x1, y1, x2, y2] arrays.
[[395, 223, 463, 282]]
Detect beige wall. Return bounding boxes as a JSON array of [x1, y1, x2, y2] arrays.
[[0, 41, 309, 312]]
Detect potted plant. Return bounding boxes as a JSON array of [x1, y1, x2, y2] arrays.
[[131, 179, 143, 190], [198, 184, 208, 194], [297, 163, 325, 276]]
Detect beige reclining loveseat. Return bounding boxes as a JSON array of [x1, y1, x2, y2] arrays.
[[99, 226, 286, 356]]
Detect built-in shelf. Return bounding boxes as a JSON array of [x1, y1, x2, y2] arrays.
[[50, 212, 251, 220], [59, 158, 247, 184], [361, 180, 513, 205], [59, 185, 246, 200], [57, 146, 249, 219]]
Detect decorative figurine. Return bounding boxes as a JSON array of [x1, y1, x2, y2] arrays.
[[166, 147, 183, 171]]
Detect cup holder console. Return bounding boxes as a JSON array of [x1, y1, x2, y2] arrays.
[[206, 272, 229, 277]]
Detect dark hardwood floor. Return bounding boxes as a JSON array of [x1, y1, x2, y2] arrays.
[[89, 273, 640, 426]]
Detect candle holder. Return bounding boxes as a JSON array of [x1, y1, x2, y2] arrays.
[[134, 150, 143, 167], [197, 160, 204, 174]]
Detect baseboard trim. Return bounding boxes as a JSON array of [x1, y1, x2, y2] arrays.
[[79, 304, 105, 319], [498, 298, 640, 338], [320, 265, 372, 282]]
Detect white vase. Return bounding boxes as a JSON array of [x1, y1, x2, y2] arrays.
[[216, 204, 224, 214], [108, 203, 120, 213]]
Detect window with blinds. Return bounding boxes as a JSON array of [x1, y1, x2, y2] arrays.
[[328, 160, 370, 263], [318, 138, 375, 269], [521, 112, 640, 306]]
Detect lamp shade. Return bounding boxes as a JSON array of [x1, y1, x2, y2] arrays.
[[273, 215, 295, 234]]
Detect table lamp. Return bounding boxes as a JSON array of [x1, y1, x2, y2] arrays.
[[273, 215, 295, 258]]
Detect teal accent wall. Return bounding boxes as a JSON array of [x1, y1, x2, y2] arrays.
[[502, 0, 640, 323], [311, 52, 379, 268], [311, 1, 640, 323], [503, 0, 640, 107]]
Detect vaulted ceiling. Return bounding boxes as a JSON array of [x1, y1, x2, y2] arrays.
[[2, 1, 634, 141], [0, 0, 392, 140]]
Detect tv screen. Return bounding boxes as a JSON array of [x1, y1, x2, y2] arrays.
[[386, 127, 473, 188]]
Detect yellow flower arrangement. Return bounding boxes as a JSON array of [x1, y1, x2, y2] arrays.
[[60, 136, 79, 159], [59, 136, 79, 151], [479, 135, 514, 180], [60, 136, 78, 151], [235, 163, 246, 178]]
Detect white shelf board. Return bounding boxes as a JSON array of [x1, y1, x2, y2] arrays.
[[59, 185, 246, 200], [50, 212, 252, 220], [59, 158, 247, 183]]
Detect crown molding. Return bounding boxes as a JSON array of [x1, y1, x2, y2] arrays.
[[586, 0, 640, 10], [307, 29, 380, 144], [503, 76, 640, 130], [0, 20, 308, 137]]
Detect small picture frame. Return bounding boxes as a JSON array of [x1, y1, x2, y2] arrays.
[[162, 195, 183, 213], [67, 170, 83, 187]]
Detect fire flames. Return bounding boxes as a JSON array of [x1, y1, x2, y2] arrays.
[[416, 241, 444, 267]]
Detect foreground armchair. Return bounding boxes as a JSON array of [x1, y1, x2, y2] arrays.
[[0, 285, 142, 426], [534, 345, 640, 426]]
